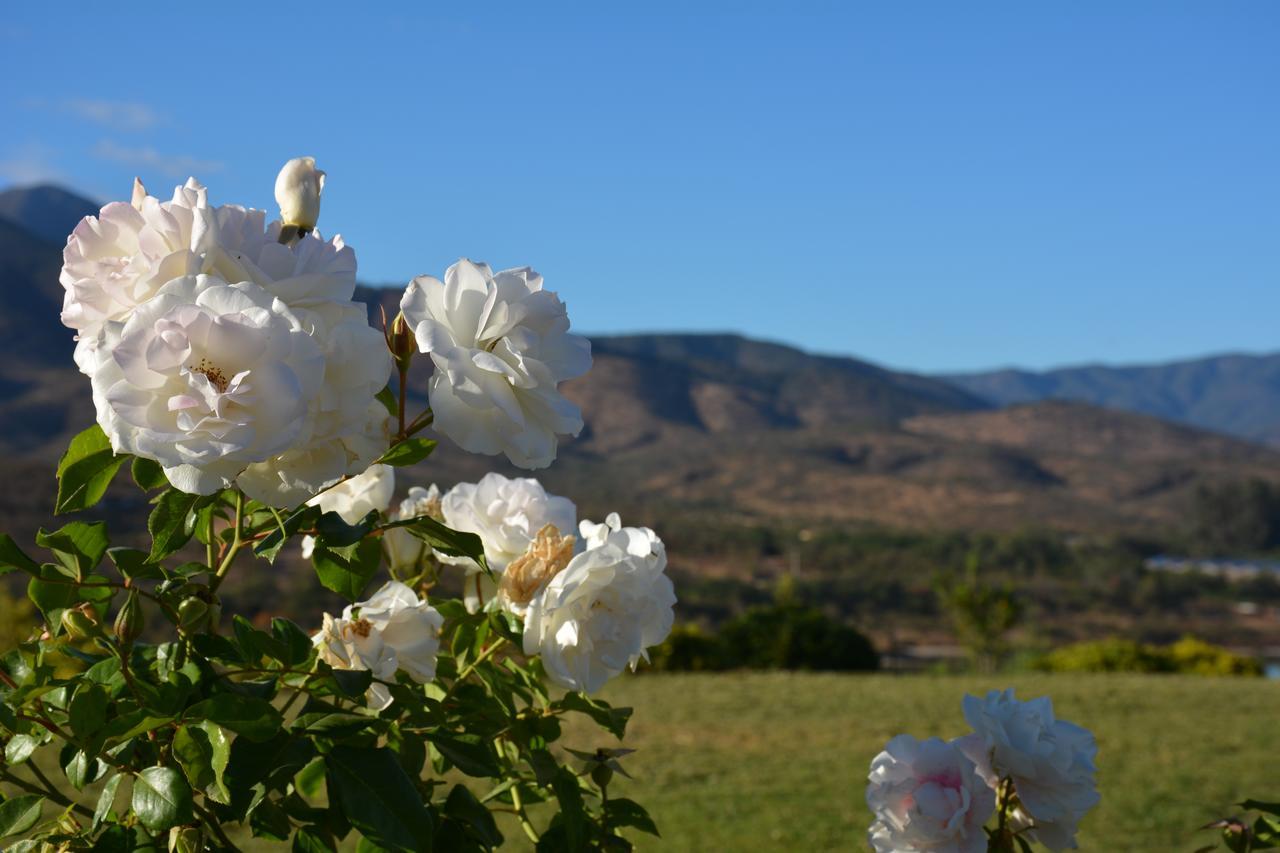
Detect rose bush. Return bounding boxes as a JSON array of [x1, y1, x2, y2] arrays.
[[0, 158, 671, 852]]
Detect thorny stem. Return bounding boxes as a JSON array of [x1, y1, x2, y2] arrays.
[[397, 361, 409, 438]]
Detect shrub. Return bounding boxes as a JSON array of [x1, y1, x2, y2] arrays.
[[1035, 635, 1262, 676]]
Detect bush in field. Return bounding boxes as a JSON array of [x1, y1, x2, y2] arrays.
[[1035, 635, 1262, 676], [651, 605, 879, 673]]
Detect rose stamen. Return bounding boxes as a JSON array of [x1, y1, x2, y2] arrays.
[[189, 357, 230, 393]]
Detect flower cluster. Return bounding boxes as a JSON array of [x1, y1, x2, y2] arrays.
[[310, 471, 676, 698], [867, 690, 1099, 852], [63, 160, 391, 504]]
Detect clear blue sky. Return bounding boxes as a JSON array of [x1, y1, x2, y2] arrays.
[[2, 3, 1276, 373]]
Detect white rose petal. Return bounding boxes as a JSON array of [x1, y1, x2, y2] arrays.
[[89, 273, 325, 494], [866, 734, 995, 853], [522, 514, 675, 694], [306, 464, 395, 524], [313, 580, 443, 710], [399, 259, 591, 469], [384, 485, 443, 573], [962, 689, 1100, 851]]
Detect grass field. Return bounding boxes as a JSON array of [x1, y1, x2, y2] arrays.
[[530, 672, 1277, 852]]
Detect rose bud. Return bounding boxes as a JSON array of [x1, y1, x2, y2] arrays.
[[275, 156, 326, 240]]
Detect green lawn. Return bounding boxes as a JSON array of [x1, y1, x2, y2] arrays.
[[531, 672, 1277, 852]]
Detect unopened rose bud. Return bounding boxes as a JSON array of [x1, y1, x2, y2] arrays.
[[591, 763, 614, 790], [130, 177, 147, 211], [389, 312, 416, 369], [176, 597, 209, 632], [274, 156, 326, 239], [114, 591, 144, 646], [61, 605, 104, 641]]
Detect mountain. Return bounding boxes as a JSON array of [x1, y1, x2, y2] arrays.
[[2, 183, 1279, 541], [0, 185, 100, 245], [943, 354, 1280, 446]]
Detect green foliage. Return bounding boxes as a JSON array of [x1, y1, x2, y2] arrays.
[[934, 553, 1022, 672], [0, 428, 660, 851], [650, 605, 879, 672], [1190, 478, 1280, 555], [1036, 635, 1264, 676]]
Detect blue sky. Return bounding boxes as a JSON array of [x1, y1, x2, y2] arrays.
[[1, 3, 1276, 373]]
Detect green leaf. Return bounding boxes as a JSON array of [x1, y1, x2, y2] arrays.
[[383, 516, 488, 570], [173, 721, 232, 804], [186, 694, 283, 743], [107, 546, 162, 581], [552, 693, 633, 739], [325, 745, 434, 853], [130, 765, 193, 833], [293, 826, 338, 852], [147, 489, 203, 563], [290, 711, 381, 739], [250, 798, 293, 841], [1245, 801, 1280, 817], [55, 424, 127, 514], [254, 505, 320, 563], [375, 385, 397, 417], [441, 783, 503, 848], [4, 733, 40, 766], [130, 456, 167, 491], [432, 733, 501, 778], [68, 683, 109, 738], [312, 539, 381, 602], [606, 798, 660, 836], [0, 534, 40, 576], [272, 618, 315, 667], [377, 438, 438, 467], [0, 794, 43, 838], [27, 573, 79, 626], [37, 521, 109, 579], [93, 772, 124, 831], [552, 767, 587, 853]]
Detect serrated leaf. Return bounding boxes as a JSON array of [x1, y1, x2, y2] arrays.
[[325, 746, 433, 853], [0, 534, 40, 577], [272, 617, 315, 667], [381, 516, 488, 571], [290, 711, 381, 739], [186, 694, 283, 743], [68, 683, 109, 738], [606, 798, 660, 837], [37, 521, 109, 579], [92, 772, 124, 831], [130, 765, 193, 833], [0, 794, 43, 838], [377, 438, 437, 467], [55, 424, 127, 514], [312, 539, 381, 602], [130, 456, 167, 491], [107, 546, 162, 580], [432, 733, 501, 778], [375, 385, 397, 417], [553, 693, 633, 739], [147, 489, 203, 563], [173, 721, 232, 804], [254, 506, 320, 563]]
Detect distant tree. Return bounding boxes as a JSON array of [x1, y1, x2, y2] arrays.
[[934, 551, 1022, 673], [1189, 478, 1280, 554]]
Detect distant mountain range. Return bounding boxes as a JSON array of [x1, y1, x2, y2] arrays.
[[944, 357, 1280, 447], [1, 182, 1277, 539]]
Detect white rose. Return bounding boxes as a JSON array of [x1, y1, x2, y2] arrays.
[[441, 473, 577, 572], [382, 484, 443, 573], [237, 309, 392, 505], [522, 514, 675, 694], [399, 260, 592, 469], [275, 156, 325, 231], [866, 734, 996, 853], [61, 178, 266, 371], [306, 464, 395, 524], [961, 690, 1100, 851], [312, 580, 443, 710], [88, 274, 325, 494]]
